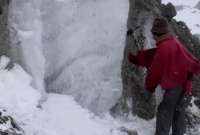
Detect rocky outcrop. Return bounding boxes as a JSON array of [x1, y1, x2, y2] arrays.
[[0, 110, 25, 135], [119, 127, 138, 135], [0, 0, 14, 69], [0, 0, 11, 57], [112, 0, 200, 131], [111, 0, 162, 120]]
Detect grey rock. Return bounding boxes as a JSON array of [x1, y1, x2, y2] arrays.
[[0, 111, 25, 135], [195, 1, 200, 10], [0, 0, 11, 58], [111, 0, 159, 120], [119, 127, 138, 135], [161, 2, 177, 19]]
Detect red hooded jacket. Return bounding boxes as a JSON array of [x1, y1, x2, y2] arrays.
[[129, 34, 200, 94]]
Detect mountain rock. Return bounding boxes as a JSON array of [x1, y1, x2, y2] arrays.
[[0, 0, 11, 57], [0, 110, 25, 135]]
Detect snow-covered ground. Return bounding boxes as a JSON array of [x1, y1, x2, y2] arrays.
[[0, 57, 154, 135]]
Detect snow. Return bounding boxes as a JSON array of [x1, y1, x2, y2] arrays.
[[0, 56, 40, 116], [163, 0, 200, 34], [175, 8, 200, 34], [25, 94, 155, 135], [0, 59, 154, 135], [163, 0, 199, 7]]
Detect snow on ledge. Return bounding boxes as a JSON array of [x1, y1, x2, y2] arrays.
[[0, 56, 41, 116]]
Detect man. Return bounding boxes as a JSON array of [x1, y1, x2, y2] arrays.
[[128, 18, 200, 135]]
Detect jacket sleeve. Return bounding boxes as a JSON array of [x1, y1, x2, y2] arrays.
[[128, 48, 156, 68], [145, 46, 165, 93]]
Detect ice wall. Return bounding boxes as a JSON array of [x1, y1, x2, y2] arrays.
[[8, 0, 47, 104], [8, 0, 129, 114], [42, 0, 129, 113]]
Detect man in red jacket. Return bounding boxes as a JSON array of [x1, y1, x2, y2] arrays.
[[129, 18, 200, 135]]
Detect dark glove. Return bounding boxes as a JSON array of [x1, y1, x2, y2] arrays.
[[128, 53, 139, 64], [141, 90, 152, 101]]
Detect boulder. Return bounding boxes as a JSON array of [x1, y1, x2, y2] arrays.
[[161, 2, 177, 20], [0, 0, 11, 57], [0, 110, 25, 135], [119, 127, 138, 135]]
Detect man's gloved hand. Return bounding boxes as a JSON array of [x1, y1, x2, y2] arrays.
[[128, 53, 138, 64], [141, 90, 152, 101]]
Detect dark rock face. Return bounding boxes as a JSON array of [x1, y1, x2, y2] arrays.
[[0, 0, 11, 57], [0, 0, 14, 69], [111, 0, 161, 120], [112, 0, 200, 130], [0, 110, 25, 135]]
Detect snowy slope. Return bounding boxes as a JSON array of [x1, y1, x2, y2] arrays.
[[0, 57, 40, 116], [163, 0, 200, 34], [0, 58, 155, 135], [163, 0, 199, 7]]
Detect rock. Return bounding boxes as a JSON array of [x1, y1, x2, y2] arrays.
[[161, 2, 177, 20], [0, 6, 2, 15], [119, 127, 138, 135], [111, 0, 159, 120], [194, 34, 200, 40], [195, 1, 200, 10], [0, 0, 11, 58], [0, 111, 25, 135]]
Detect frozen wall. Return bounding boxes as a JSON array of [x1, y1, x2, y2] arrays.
[[8, 0, 129, 114], [8, 0, 47, 104]]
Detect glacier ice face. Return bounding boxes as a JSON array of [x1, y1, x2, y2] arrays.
[[8, 0, 129, 114], [8, 0, 47, 104]]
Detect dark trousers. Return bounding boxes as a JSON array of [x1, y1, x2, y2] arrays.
[[155, 86, 190, 135]]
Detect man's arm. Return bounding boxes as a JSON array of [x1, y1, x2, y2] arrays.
[[128, 48, 156, 68]]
